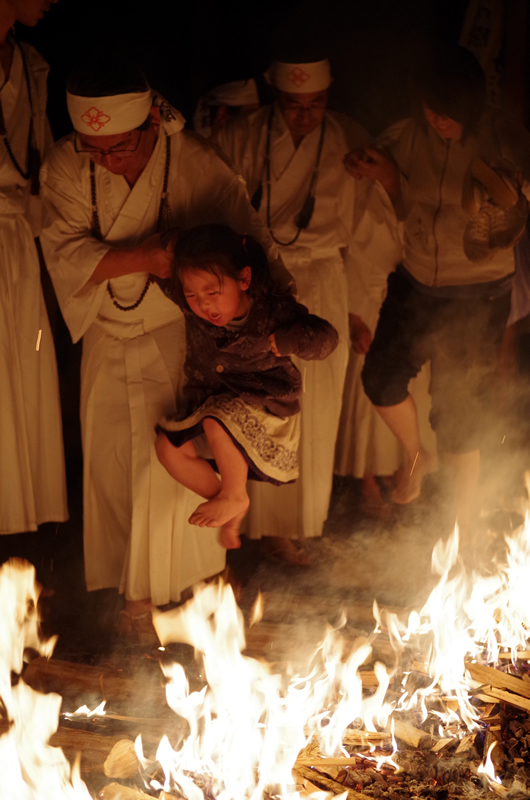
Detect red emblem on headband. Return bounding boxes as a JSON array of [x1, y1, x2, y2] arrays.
[[81, 107, 111, 132], [288, 67, 310, 88]]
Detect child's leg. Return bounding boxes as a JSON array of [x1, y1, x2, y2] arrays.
[[155, 432, 221, 499], [189, 417, 249, 537]]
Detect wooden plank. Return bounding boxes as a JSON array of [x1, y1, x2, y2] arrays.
[[455, 734, 476, 755], [296, 757, 369, 767], [342, 729, 391, 745], [294, 764, 371, 800], [391, 719, 433, 750], [482, 687, 530, 713], [497, 651, 530, 661], [431, 738, 455, 753], [465, 662, 530, 700]]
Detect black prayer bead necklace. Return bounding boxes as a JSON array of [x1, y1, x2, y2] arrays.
[[251, 104, 326, 247], [90, 131, 171, 311]]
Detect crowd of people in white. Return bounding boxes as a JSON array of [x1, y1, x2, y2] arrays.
[[2, 0, 529, 637]]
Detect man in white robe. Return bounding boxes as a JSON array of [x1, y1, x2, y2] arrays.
[[218, 58, 393, 561], [0, 1, 67, 546], [40, 62, 290, 629]]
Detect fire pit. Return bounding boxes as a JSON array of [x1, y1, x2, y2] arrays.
[[2, 516, 530, 800]]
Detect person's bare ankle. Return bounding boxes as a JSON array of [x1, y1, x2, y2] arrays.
[[392, 450, 432, 505]]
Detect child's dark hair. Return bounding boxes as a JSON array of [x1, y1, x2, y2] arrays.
[[168, 224, 271, 308]]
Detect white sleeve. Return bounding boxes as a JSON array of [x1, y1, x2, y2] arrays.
[[344, 176, 403, 315], [40, 140, 110, 343]]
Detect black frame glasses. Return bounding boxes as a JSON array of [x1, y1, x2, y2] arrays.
[[74, 128, 143, 157]]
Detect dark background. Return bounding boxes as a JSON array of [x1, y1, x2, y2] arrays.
[[20, 0, 470, 139]]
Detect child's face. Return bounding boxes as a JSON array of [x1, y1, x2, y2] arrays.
[[181, 266, 251, 327]]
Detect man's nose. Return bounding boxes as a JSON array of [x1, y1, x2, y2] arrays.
[[100, 152, 120, 166]]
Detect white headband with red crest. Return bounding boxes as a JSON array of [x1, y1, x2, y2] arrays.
[[66, 89, 153, 136], [265, 59, 332, 94]]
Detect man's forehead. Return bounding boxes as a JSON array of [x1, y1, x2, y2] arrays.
[[77, 129, 136, 145], [279, 89, 328, 104]]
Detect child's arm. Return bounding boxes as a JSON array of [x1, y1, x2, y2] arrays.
[[269, 297, 339, 361]]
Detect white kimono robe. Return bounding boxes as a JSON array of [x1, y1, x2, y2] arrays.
[[218, 105, 391, 539], [40, 108, 284, 603], [0, 42, 67, 534]]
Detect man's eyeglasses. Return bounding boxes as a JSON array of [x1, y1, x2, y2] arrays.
[[74, 129, 143, 157]]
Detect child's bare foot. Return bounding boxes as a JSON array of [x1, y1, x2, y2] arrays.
[[189, 490, 250, 528], [220, 525, 241, 549], [392, 451, 433, 505], [220, 504, 249, 549]]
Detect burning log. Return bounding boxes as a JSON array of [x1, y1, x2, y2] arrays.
[[104, 739, 139, 778], [23, 656, 169, 707], [293, 764, 372, 799], [269, 663, 380, 688], [51, 726, 127, 773], [245, 622, 394, 662], [99, 785, 177, 799]]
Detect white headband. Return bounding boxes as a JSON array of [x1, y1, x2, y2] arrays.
[[265, 59, 331, 94], [66, 89, 153, 136], [206, 79, 259, 107]]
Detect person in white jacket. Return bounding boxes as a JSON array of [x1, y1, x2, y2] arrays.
[[345, 44, 530, 532]]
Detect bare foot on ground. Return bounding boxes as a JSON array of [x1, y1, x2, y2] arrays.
[[261, 537, 311, 566], [360, 475, 393, 521], [189, 491, 250, 528], [392, 451, 433, 505], [119, 598, 156, 638]]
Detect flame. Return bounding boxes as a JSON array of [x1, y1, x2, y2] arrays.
[[249, 592, 263, 628], [477, 742, 508, 796], [0, 559, 91, 798], [4, 509, 530, 798]]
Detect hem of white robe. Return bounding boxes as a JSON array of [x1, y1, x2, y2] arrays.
[[0, 511, 69, 536], [87, 565, 227, 603], [244, 527, 325, 541]]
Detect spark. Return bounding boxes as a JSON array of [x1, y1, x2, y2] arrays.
[[36, 329, 42, 351], [409, 452, 419, 476]]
